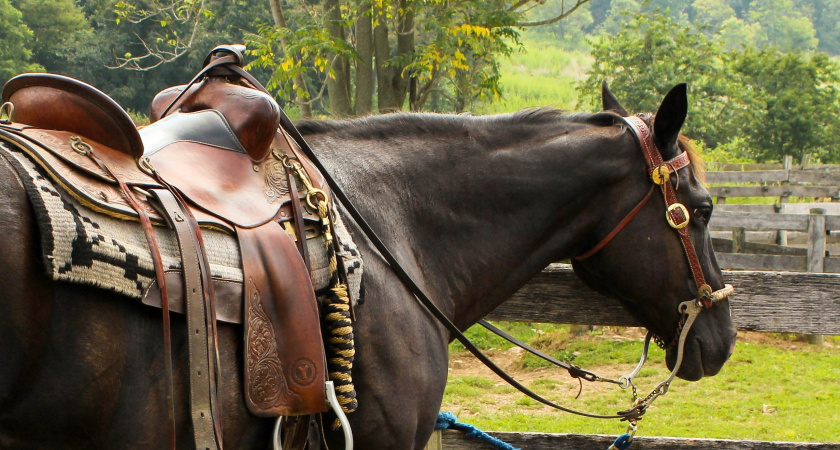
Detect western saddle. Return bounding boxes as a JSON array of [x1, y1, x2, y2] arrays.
[[0, 45, 353, 450]]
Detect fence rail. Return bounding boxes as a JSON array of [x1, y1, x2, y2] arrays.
[[428, 264, 839, 449]]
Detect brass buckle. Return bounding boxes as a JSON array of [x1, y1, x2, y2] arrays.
[[0, 102, 13, 124], [666, 203, 690, 229], [650, 165, 670, 185]]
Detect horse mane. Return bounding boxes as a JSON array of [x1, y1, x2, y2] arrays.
[[295, 109, 705, 181], [295, 108, 621, 139], [679, 135, 706, 183]]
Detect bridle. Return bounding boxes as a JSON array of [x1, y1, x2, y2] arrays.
[[284, 108, 735, 428], [570, 113, 735, 418], [575, 114, 734, 346]]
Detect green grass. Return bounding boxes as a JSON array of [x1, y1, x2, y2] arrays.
[[444, 324, 840, 443], [472, 32, 593, 114]]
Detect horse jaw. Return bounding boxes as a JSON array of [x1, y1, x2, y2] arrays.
[[666, 303, 737, 381]]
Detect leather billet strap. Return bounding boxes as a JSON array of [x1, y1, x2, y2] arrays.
[[70, 138, 178, 449], [151, 188, 222, 450], [622, 115, 711, 305]]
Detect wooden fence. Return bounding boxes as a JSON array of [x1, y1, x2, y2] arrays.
[[428, 264, 840, 449], [706, 155, 840, 204], [704, 156, 840, 273]]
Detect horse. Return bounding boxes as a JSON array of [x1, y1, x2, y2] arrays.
[[0, 83, 737, 449]]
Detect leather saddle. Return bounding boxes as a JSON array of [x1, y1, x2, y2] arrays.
[[1, 45, 335, 449]]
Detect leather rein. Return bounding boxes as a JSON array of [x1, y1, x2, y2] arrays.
[[282, 108, 734, 423]]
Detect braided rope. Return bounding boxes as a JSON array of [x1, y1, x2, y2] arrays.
[[319, 202, 357, 428]]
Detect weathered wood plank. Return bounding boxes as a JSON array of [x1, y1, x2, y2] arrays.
[[822, 257, 840, 273], [708, 185, 840, 199], [705, 170, 788, 183], [491, 264, 840, 334], [711, 237, 807, 256], [710, 211, 809, 231], [789, 170, 840, 185], [716, 253, 806, 272], [706, 162, 783, 171], [440, 430, 838, 449], [716, 203, 840, 215]]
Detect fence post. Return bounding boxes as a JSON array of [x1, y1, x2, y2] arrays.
[[800, 154, 812, 169], [732, 227, 746, 253], [775, 156, 794, 245], [424, 430, 443, 450], [806, 208, 826, 346]]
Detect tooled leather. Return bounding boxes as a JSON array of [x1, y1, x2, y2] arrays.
[[624, 116, 708, 290], [237, 223, 327, 417]]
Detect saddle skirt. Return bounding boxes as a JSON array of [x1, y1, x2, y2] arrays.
[[0, 52, 334, 423]]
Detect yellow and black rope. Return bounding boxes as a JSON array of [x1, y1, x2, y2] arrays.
[[318, 201, 358, 425], [287, 154, 358, 428]]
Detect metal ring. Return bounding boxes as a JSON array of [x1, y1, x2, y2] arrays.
[[69, 136, 92, 155], [306, 188, 328, 209], [0, 102, 14, 123]]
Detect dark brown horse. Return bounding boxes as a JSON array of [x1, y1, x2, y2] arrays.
[[0, 84, 736, 449]]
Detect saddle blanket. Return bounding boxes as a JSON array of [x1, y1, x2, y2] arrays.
[[1, 143, 363, 303]]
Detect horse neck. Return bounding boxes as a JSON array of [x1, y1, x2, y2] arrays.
[[303, 112, 641, 328]]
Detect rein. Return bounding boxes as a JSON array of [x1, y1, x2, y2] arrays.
[[281, 110, 734, 425]]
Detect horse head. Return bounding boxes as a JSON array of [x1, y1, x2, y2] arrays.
[[572, 82, 736, 381]]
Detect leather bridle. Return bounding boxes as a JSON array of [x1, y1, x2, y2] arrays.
[[575, 114, 734, 348], [284, 108, 734, 424]]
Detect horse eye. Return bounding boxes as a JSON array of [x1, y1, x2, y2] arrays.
[[693, 206, 712, 224]]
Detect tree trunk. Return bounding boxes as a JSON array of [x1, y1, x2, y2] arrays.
[[374, 4, 398, 112], [354, 0, 373, 115], [324, 0, 352, 117], [393, 0, 415, 109], [268, 0, 312, 118]]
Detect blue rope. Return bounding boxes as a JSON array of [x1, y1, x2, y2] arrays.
[[607, 432, 634, 450], [435, 412, 520, 450]]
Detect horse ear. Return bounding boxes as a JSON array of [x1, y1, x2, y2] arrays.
[[653, 83, 688, 159], [601, 80, 629, 116]]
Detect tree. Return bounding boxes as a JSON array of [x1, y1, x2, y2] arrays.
[[579, 13, 747, 147], [799, 0, 840, 55], [11, 0, 93, 72], [748, 0, 817, 52], [730, 49, 840, 162], [691, 0, 737, 32], [0, 0, 42, 83], [113, 0, 590, 116]]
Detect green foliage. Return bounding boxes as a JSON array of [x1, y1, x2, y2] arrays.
[[246, 22, 357, 104], [406, 11, 523, 111], [580, 11, 840, 163], [473, 37, 591, 113], [12, 0, 93, 71], [729, 48, 840, 162], [0, 0, 43, 82], [579, 13, 744, 147], [748, 0, 818, 52]]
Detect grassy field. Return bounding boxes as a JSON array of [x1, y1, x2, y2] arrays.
[[443, 324, 840, 443], [472, 33, 593, 114]]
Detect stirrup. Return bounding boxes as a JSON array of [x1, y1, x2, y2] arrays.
[[273, 381, 353, 450]]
